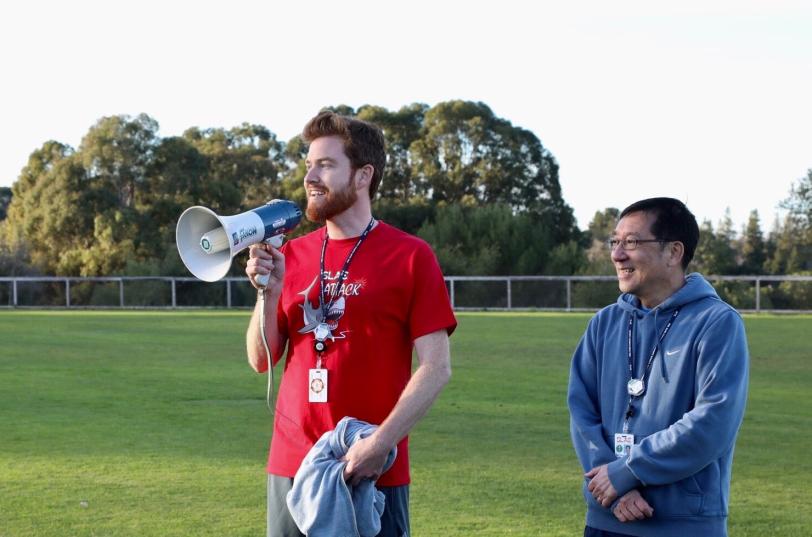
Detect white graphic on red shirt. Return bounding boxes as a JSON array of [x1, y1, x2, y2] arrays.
[[296, 273, 362, 340]]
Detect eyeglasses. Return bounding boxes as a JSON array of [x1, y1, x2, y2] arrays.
[[606, 238, 668, 251]]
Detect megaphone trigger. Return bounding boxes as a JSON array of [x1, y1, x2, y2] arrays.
[[266, 234, 285, 249]]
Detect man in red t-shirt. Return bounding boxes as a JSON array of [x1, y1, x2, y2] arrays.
[[245, 111, 456, 537]]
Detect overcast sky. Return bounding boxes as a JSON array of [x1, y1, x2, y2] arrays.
[[1, 0, 810, 232]]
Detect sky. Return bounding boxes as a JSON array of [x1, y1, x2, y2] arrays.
[[1, 0, 810, 233]]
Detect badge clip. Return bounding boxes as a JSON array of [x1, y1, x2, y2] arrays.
[[627, 378, 645, 397]]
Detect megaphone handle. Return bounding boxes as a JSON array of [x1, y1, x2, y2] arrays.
[[254, 234, 284, 288]]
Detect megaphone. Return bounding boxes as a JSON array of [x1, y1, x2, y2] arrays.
[[176, 199, 302, 284]]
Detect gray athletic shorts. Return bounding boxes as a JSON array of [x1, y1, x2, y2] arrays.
[[267, 473, 410, 537]]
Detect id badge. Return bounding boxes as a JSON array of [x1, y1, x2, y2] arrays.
[[614, 433, 634, 458], [308, 368, 328, 403]]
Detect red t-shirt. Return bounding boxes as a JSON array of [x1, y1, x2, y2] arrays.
[[267, 221, 457, 486]]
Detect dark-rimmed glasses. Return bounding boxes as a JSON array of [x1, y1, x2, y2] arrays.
[[606, 238, 668, 251]]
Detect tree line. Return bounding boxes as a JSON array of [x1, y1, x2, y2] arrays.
[[0, 101, 810, 287]]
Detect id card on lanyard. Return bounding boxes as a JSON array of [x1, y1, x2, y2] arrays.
[[614, 433, 634, 458], [309, 368, 328, 403]]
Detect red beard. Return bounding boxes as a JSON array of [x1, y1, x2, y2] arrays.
[[305, 174, 358, 223]]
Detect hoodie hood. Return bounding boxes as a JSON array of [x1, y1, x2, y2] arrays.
[[616, 272, 720, 315], [615, 273, 723, 384]]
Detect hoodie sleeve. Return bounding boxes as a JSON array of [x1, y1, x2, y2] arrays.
[[568, 317, 617, 472], [607, 309, 749, 495]]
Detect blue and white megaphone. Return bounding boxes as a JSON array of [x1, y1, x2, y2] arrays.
[[176, 200, 302, 284]]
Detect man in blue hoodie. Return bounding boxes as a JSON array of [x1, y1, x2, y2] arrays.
[[568, 197, 749, 537]]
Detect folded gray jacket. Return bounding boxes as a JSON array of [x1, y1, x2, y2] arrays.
[[286, 416, 398, 537]]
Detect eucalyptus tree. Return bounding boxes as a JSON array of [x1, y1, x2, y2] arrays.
[[80, 114, 159, 209], [182, 123, 286, 213], [2, 141, 83, 273], [358, 103, 427, 203], [408, 100, 577, 243]]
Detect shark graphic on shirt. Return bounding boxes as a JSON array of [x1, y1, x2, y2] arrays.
[[297, 275, 346, 340]]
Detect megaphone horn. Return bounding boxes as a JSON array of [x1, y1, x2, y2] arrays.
[[176, 200, 302, 283]]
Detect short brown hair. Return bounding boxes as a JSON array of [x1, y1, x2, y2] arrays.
[[302, 111, 386, 200]]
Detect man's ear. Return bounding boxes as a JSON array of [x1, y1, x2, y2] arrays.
[[354, 164, 374, 190], [668, 241, 685, 268]]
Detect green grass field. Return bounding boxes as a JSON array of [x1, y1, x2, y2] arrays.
[[1, 310, 810, 536]]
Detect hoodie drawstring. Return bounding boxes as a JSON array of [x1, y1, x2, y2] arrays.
[[655, 308, 671, 383]]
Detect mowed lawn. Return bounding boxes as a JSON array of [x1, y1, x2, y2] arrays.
[[0, 310, 810, 536]]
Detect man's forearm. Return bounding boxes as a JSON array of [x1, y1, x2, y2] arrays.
[[246, 290, 286, 373]]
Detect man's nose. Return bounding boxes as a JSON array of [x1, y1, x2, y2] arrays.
[[611, 244, 628, 262]]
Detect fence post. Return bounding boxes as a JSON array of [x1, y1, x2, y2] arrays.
[[449, 279, 455, 309], [566, 278, 572, 311], [66, 279, 71, 308], [12, 279, 18, 307], [226, 279, 232, 308], [119, 279, 124, 307], [171, 279, 177, 308], [755, 278, 761, 312], [506, 278, 512, 310]]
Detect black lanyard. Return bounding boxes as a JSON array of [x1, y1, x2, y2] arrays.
[[318, 217, 375, 322], [623, 307, 680, 431], [626, 307, 680, 396]]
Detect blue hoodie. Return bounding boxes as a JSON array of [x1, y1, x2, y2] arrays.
[[568, 273, 749, 537]]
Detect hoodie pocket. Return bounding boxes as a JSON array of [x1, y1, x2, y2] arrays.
[[642, 476, 704, 516], [692, 460, 725, 516]]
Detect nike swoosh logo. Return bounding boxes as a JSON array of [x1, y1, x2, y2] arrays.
[[665, 349, 680, 356]]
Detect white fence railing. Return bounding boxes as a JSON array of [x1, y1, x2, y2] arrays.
[[1, 275, 811, 313]]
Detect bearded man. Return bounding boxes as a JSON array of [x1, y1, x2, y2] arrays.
[[245, 111, 456, 537]]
